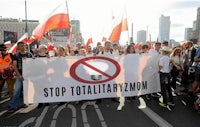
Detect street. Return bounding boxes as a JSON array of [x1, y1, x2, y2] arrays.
[[0, 90, 200, 127]]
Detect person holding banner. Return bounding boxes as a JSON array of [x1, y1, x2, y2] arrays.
[[148, 42, 162, 98], [95, 41, 119, 104], [35, 44, 50, 108], [8, 42, 33, 113], [125, 44, 136, 102], [56, 45, 69, 106], [159, 46, 174, 108]]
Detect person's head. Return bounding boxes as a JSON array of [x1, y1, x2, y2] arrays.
[[17, 41, 26, 52], [97, 42, 101, 47], [185, 41, 193, 49], [31, 45, 38, 54], [79, 48, 86, 56], [97, 45, 104, 52], [112, 43, 119, 50], [130, 42, 135, 46], [0, 43, 8, 54], [154, 42, 161, 51], [39, 44, 48, 55], [142, 44, 149, 53], [76, 42, 82, 50], [104, 41, 112, 51], [126, 44, 135, 54], [69, 49, 75, 56], [162, 41, 168, 47], [56, 45, 66, 57], [170, 47, 182, 57], [86, 45, 92, 53]]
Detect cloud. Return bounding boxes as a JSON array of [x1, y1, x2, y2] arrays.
[[173, 1, 200, 9]]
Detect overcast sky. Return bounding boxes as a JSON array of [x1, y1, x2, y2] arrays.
[[0, 0, 200, 44]]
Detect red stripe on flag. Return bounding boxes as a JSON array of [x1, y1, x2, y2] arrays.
[[32, 2, 70, 41]]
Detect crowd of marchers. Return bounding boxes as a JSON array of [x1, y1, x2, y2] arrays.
[[0, 40, 200, 113]]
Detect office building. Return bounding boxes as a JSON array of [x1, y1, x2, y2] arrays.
[[159, 15, 170, 43], [137, 30, 146, 43]]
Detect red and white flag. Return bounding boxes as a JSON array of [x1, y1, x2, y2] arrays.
[[18, 33, 35, 43], [85, 38, 93, 51], [4, 41, 12, 47], [108, 9, 128, 43], [32, 1, 70, 41], [8, 33, 34, 54], [102, 36, 107, 42]]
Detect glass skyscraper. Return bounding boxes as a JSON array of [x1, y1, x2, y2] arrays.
[[159, 15, 170, 43]]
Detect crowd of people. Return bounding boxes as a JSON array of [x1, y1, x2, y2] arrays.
[[0, 40, 200, 113]]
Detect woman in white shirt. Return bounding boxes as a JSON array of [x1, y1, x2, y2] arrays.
[[170, 47, 184, 93]]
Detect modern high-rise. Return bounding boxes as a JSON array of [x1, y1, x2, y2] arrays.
[[137, 30, 146, 43], [184, 28, 193, 41], [159, 15, 170, 43], [70, 20, 83, 46], [196, 7, 200, 41]]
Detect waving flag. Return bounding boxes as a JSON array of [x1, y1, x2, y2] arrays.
[[8, 33, 35, 54], [4, 41, 12, 47], [18, 33, 35, 43], [102, 36, 107, 42], [85, 38, 93, 51], [32, 1, 70, 41], [108, 9, 128, 43]]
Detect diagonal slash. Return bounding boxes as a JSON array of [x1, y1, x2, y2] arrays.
[[82, 61, 112, 78]]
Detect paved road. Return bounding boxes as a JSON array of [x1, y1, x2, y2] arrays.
[[0, 91, 200, 127]]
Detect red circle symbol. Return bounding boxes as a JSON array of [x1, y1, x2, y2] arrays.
[[70, 56, 120, 84]]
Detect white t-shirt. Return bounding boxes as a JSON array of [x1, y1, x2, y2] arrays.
[[148, 49, 159, 55], [170, 55, 183, 66], [159, 55, 170, 73]]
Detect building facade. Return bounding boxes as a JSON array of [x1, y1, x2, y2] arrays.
[[0, 18, 38, 43], [196, 7, 200, 42], [159, 15, 170, 43], [184, 28, 193, 41], [70, 20, 83, 46]]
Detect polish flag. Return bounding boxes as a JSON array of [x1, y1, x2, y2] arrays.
[[102, 36, 107, 42], [108, 9, 128, 44], [32, 1, 70, 41], [8, 33, 34, 54], [4, 41, 12, 47], [85, 38, 93, 51], [18, 33, 35, 43]]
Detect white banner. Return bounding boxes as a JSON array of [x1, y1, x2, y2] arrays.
[[23, 54, 160, 103]]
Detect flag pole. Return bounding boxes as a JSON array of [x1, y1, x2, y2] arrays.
[[25, 0, 28, 35], [131, 22, 133, 43], [25, 0, 31, 53], [125, 8, 129, 45]]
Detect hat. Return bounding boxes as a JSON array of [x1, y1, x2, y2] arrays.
[[39, 44, 47, 50], [76, 42, 81, 45], [161, 46, 171, 52], [0, 43, 7, 49]]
